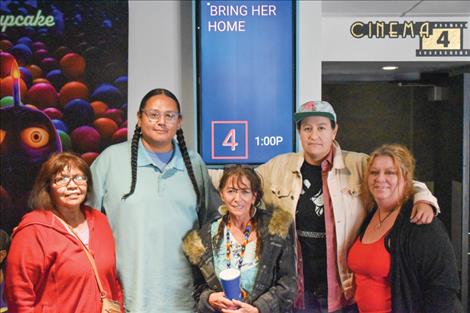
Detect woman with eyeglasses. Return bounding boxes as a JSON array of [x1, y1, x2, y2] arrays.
[[183, 165, 297, 313], [89, 88, 219, 312], [5, 152, 122, 312]]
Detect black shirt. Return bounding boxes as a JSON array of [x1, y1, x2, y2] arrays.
[[296, 161, 327, 292]]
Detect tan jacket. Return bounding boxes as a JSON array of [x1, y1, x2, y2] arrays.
[[254, 141, 438, 300]]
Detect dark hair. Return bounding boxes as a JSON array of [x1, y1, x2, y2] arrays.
[[122, 88, 201, 207], [0, 229, 9, 269], [218, 165, 263, 207], [28, 152, 93, 210], [296, 119, 336, 130], [0, 229, 9, 251], [215, 165, 264, 258]]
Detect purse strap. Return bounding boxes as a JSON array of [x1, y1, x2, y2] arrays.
[[55, 215, 107, 299]]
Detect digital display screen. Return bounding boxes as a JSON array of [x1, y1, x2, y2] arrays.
[[196, 0, 295, 164]]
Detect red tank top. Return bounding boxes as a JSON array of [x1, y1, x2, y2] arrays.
[[347, 234, 392, 313]]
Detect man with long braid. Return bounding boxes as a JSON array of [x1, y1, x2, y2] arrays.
[[90, 88, 220, 313]]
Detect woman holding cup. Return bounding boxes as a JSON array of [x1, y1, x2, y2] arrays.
[[183, 165, 297, 313]]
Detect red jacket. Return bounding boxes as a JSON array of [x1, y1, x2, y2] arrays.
[[5, 207, 122, 313]]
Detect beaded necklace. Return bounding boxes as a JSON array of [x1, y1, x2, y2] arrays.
[[225, 218, 253, 270]]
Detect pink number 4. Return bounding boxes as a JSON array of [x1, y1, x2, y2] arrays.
[[222, 129, 239, 151]]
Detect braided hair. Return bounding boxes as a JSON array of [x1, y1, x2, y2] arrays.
[[122, 88, 201, 206], [176, 128, 201, 205], [122, 125, 141, 200]]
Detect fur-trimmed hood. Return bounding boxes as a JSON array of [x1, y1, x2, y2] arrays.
[[267, 207, 292, 239], [183, 228, 207, 265], [183, 205, 292, 265]]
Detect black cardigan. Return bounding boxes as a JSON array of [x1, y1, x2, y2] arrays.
[[358, 200, 462, 313]]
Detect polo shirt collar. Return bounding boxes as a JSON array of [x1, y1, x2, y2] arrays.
[[137, 139, 185, 171]]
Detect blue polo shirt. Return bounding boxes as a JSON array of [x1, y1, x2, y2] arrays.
[[90, 140, 204, 312]]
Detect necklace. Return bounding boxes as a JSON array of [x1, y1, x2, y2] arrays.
[[376, 209, 396, 229], [225, 218, 253, 270]]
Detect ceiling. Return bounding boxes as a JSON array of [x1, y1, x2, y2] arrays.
[[321, 1, 470, 82], [322, 61, 469, 82], [322, 0, 470, 17]]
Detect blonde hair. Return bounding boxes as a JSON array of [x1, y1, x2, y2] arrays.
[[361, 144, 415, 209], [29, 152, 93, 210]]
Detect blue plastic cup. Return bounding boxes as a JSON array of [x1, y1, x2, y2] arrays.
[[219, 268, 241, 301]]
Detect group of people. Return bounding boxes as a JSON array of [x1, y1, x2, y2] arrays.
[[1, 89, 462, 313]]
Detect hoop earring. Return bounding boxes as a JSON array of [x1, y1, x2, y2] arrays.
[[218, 205, 228, 216]]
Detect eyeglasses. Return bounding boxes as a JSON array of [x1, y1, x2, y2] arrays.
[[53, 175, 88, 187], [141, 110, 180, 123]]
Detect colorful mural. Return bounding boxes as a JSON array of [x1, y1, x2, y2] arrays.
[[0, 0, 129, 234]]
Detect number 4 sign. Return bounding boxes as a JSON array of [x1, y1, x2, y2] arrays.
[[417, 21, 470, 56], [211, 121, 248, 160], [222, 129, 239, 151]]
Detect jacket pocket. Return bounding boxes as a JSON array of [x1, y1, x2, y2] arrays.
[[340, 185, 364, 223], [340, 184, 362, 197], [270, 185, 293, 199]]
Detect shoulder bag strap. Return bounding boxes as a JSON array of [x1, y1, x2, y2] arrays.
[[55, 215, 107, 299]]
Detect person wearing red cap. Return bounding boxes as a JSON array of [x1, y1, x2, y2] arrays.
[[253, 101, 438, 313]]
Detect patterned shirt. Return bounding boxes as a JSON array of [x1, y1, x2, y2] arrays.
[[211, 219, 259, 298]]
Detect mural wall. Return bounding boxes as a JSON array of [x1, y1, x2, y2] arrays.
[[0, 0, 129, 234]]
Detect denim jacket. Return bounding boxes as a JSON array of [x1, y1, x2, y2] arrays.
[[182, 205, 297, 313]]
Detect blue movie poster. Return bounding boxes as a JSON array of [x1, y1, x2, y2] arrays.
[[198, 0, 295, 164]]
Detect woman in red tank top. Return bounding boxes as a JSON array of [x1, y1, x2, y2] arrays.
[[347, 144, 462, 313]]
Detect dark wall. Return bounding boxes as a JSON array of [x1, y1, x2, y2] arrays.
[[431, 75, 463, 231], [411, 87, 437, 181], [323, 83, 413, 155]]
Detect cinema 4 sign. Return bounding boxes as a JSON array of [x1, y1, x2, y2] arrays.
[[350, 21, 470, 57]]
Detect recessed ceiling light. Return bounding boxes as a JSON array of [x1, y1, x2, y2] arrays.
[[382, 66, 398, 71]]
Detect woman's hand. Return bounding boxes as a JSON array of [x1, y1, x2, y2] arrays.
[[208, 292, 236, 311], [221, 300, 259, 313]]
